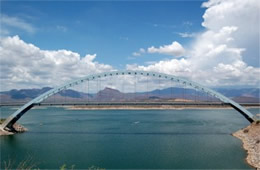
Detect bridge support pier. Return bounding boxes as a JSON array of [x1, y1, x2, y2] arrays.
[[230, 104, 255, 123], [0, 103, 34, 132]]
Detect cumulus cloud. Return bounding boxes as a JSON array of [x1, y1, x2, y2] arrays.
[[147, 41, 185, 57], [0, 36, 114, 91], [132, 42, 186, 57], [127, 0, 260, 87], [127, 58, 191, 77], [201, 0, 260, 67]]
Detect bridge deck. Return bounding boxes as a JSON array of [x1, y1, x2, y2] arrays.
[[1, 102, 259, 107]]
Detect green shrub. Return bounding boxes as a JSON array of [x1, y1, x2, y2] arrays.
[[3, 156, 38, 170], [60, 164, 75, 170], [243, 129, 249, 133], [0, 118, 6, 124]]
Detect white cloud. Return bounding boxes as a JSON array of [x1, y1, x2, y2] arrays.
[[147, 41, 185, 57], [139, 48, 145, 53], [0, 15, 36, 34], [127, 58, 191, 77], [127, 0, 260, 87], [201, 0, 260, 67], [132, 52, 141, 57], [132, 48, 146, 57], [0, 36, 114, 91], [178, 32, 197, 38]]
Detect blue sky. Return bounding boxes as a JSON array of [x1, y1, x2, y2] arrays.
[[1, 1, 206, 68], [0, 0, 259, 90]]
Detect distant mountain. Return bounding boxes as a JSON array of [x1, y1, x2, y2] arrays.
[[0, 87, 259, 103], [58, 89, 89, 98], [95, 87, 124, 101], [143, 87, 260, 98], [1, 87, 52, 100], [231, 96, 260, 103], [214, 88, 260, 98]]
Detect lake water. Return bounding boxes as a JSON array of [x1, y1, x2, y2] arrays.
[[1, 106, 259, 169]]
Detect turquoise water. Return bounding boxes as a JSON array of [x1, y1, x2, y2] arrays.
[[1, 107, 258, 169]]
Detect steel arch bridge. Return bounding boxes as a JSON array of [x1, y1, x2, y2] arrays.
[[0, 70, 256, 132]]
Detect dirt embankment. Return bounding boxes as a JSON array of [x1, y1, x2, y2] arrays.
[[233, 120, 260, 169]]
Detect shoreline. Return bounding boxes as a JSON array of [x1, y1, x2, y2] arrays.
[[232, 121, 260, 169], [65, 105, 260, 110]]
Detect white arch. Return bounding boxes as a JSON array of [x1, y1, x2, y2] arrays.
[[0, 70, 255, 131]]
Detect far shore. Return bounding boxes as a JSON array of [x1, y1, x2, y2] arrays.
[[2, 103, 258, 110], [65, 105, 260, 110]]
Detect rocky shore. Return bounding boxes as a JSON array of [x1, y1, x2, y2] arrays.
[[233, 120, 260, 169]]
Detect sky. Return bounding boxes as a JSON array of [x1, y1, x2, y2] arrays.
[[0, 0, 259, 91]]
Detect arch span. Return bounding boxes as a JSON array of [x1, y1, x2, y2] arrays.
[[0, 70, 256, 131]]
